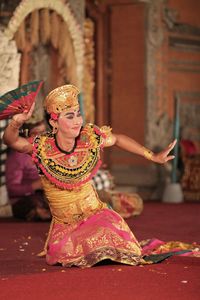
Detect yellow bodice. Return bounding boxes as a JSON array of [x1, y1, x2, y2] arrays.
[[41, 176, 107, 225], [32, 124, 112, 190]]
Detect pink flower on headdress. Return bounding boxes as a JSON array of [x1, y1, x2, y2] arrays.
[[50, 113, 58, 120]]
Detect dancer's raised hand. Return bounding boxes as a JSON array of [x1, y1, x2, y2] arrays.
[[13, 102, 35, 125], [152, 139, 177, 164]]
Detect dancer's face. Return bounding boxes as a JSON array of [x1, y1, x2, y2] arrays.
[[57, 107, 83, 138]]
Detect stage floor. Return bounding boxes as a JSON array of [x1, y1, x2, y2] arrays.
[[0, 202, 199, 300]]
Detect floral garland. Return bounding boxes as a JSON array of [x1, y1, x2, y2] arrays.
[[4, 0, 84, 89]]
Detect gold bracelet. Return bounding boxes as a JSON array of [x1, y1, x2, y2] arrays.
[[9, 119, 23, 130], [143, 147, 153, 161]]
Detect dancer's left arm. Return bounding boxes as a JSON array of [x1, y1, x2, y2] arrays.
[[107, 133, 176, 164]]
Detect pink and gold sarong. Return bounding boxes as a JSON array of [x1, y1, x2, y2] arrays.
[[41, 178, 142, 268], [39, 178, 200, 268]]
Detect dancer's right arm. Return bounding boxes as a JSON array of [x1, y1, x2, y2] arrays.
[[3, 103, 35, 153]]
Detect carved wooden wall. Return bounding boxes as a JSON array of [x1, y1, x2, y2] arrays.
[[87, 0, 200, 172], [86, 0, 147, 167]]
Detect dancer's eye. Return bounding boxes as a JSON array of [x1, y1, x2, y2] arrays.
[[77, 111, 82, 117], [65, 113, 74, 119]]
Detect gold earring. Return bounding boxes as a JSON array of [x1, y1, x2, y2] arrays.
[[52, 125, 58, 134]]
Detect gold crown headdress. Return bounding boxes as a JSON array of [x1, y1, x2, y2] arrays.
[[44, 84, 80, 115]]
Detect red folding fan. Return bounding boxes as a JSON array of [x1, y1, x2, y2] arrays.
[[0, 80, 44, 120]]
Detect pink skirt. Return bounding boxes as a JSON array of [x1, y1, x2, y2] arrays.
[[46, 208, 200, 268], [46, 208, 142, 268]]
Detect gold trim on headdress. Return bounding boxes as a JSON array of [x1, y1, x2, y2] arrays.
[[44, 84, 80, 114]]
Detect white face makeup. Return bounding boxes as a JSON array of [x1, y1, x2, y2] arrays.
[[57, 107, 83, 138]]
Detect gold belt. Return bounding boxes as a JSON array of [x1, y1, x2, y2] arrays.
[[41, 177, 107, 224]]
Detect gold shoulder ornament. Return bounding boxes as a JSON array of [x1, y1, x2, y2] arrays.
[[100, 126, 115, 147]]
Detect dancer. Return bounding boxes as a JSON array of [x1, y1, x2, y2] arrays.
[[3, 84, 181, 268]]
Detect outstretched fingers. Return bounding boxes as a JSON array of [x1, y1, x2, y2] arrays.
[[24, 102, 35, 119], [169, 139, 177, 150], [165, 139, 177, 155], [165, 155, 175, 162], [160, 140, 177, 163]]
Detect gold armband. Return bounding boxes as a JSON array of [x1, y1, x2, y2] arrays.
[[143, 147, 153, 161], [9, 119, 23, 130]]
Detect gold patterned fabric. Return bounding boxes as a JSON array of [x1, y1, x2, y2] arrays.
[[40, 175, 143, 267], [45, 203, 142, 268], [41, 178, 107, 224]]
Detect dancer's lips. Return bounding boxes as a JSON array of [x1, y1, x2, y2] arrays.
[[72, 126, 81, 131]]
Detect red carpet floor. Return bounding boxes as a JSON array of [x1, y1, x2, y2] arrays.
[[0, 202, 200, 300]]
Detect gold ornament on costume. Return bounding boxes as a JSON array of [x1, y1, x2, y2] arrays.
[[100, 126, 115, 147], [44, 84, 80, 114], [68, 155, 78, 167]]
